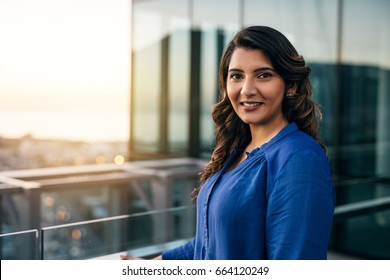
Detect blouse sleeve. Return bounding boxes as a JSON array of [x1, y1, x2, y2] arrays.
[[161, 238, 195, 260], [266, 150, 336, 259]]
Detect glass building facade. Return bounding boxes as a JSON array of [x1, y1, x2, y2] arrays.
[[130, 0, 390, 258]]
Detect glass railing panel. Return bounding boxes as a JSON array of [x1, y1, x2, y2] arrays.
[[41, 185, 121, 226], [331, 179, 390, 259], [41, 205, 196, 260], [0, 230, 38, 260], [334, 179, 390, 205], [332, 207, 390, 259]]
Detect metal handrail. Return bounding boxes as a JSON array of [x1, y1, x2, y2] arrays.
[[334, 196, 390, 222]]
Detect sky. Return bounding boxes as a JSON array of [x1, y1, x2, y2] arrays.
[[0, 0, 131, 142]]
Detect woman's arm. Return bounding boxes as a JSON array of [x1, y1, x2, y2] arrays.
[[266, 151, 336, 259]]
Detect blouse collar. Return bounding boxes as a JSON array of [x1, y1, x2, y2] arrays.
[[232, 122, 299, 156]]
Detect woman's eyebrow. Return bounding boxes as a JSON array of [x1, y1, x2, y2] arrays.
[[253, 67, 276, 72], [228, 67, 276, 72], [228, 68, 244, 72]]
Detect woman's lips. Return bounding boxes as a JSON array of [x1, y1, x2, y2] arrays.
[[240, 102, 263, 107], [240, 101, 264, 111]]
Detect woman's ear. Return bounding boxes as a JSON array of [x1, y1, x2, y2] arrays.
[[287, 83, 298, 94]]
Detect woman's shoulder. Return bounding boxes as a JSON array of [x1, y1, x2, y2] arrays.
[[266, 123, 324, 156], [286, 128, 323, 152], [264, 124, 329, 174]]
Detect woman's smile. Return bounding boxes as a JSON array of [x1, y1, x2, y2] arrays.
[[240, 101, 265, 109]]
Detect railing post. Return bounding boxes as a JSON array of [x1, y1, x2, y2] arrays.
[[179, 178, 196, 237], [151, 175, 173, 244], [108, 183, 128, 253], [23, 184, 41, 259]]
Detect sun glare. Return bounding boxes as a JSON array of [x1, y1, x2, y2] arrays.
[[0, 0, 130, 142]]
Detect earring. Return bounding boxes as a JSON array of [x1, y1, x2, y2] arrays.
[[286, 92, 295, 97]]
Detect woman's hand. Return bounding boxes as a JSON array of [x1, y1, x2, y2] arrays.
[[120, 254, 162, 260]]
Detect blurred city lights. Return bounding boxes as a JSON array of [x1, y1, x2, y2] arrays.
[[114, 154, 125, 165], [95, 155, 106, 164], [71, 229, 82, 240]]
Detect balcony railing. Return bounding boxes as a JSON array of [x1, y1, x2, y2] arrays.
[[0, 158, 205, 259], [1, 158, 390, 259]]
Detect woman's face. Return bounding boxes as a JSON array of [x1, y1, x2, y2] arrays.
[[226, 48, 288, 130]]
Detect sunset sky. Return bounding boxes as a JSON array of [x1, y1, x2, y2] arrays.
[[0, 0, 131, 142]]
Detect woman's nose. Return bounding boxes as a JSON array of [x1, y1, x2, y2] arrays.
[[240, 78, 256, 96]]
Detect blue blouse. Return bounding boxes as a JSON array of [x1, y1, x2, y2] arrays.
[[162, 123, 335, 260]]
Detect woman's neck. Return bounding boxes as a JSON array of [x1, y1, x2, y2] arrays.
[[247, 120, 289, 151]]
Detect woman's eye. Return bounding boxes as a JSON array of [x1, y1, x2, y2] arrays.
[[258, 72, 272, 79], [230, 74, 242, 79]]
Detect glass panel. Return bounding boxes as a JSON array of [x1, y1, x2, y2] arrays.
[[169, 23, 191, 154], [332, 207, 390, 259], [342, 0, 390, 68], [376, 69, 390, 177], [331, 179, 390, 259], [334, 180, 390, 205], [199, 28, 220, 156], [309, 63, 337, 148], [243, 0, 338, 63], [41, 186, 115, 227], [41, 206, 196, 259], [340, 0, 390, 178], [338, 65, 379, 177], [1, 191, 25, 233], [193, 0, 241, 30], [0, 230, 38, 260], [132, 0, 190, 156]]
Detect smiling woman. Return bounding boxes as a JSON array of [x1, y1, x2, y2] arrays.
[[0, 0, 130, 142]]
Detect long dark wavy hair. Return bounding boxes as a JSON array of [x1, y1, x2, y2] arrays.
[[192, 25, 325, 200]]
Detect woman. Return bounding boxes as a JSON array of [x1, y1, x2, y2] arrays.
[[123, 25, 335, 260]]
